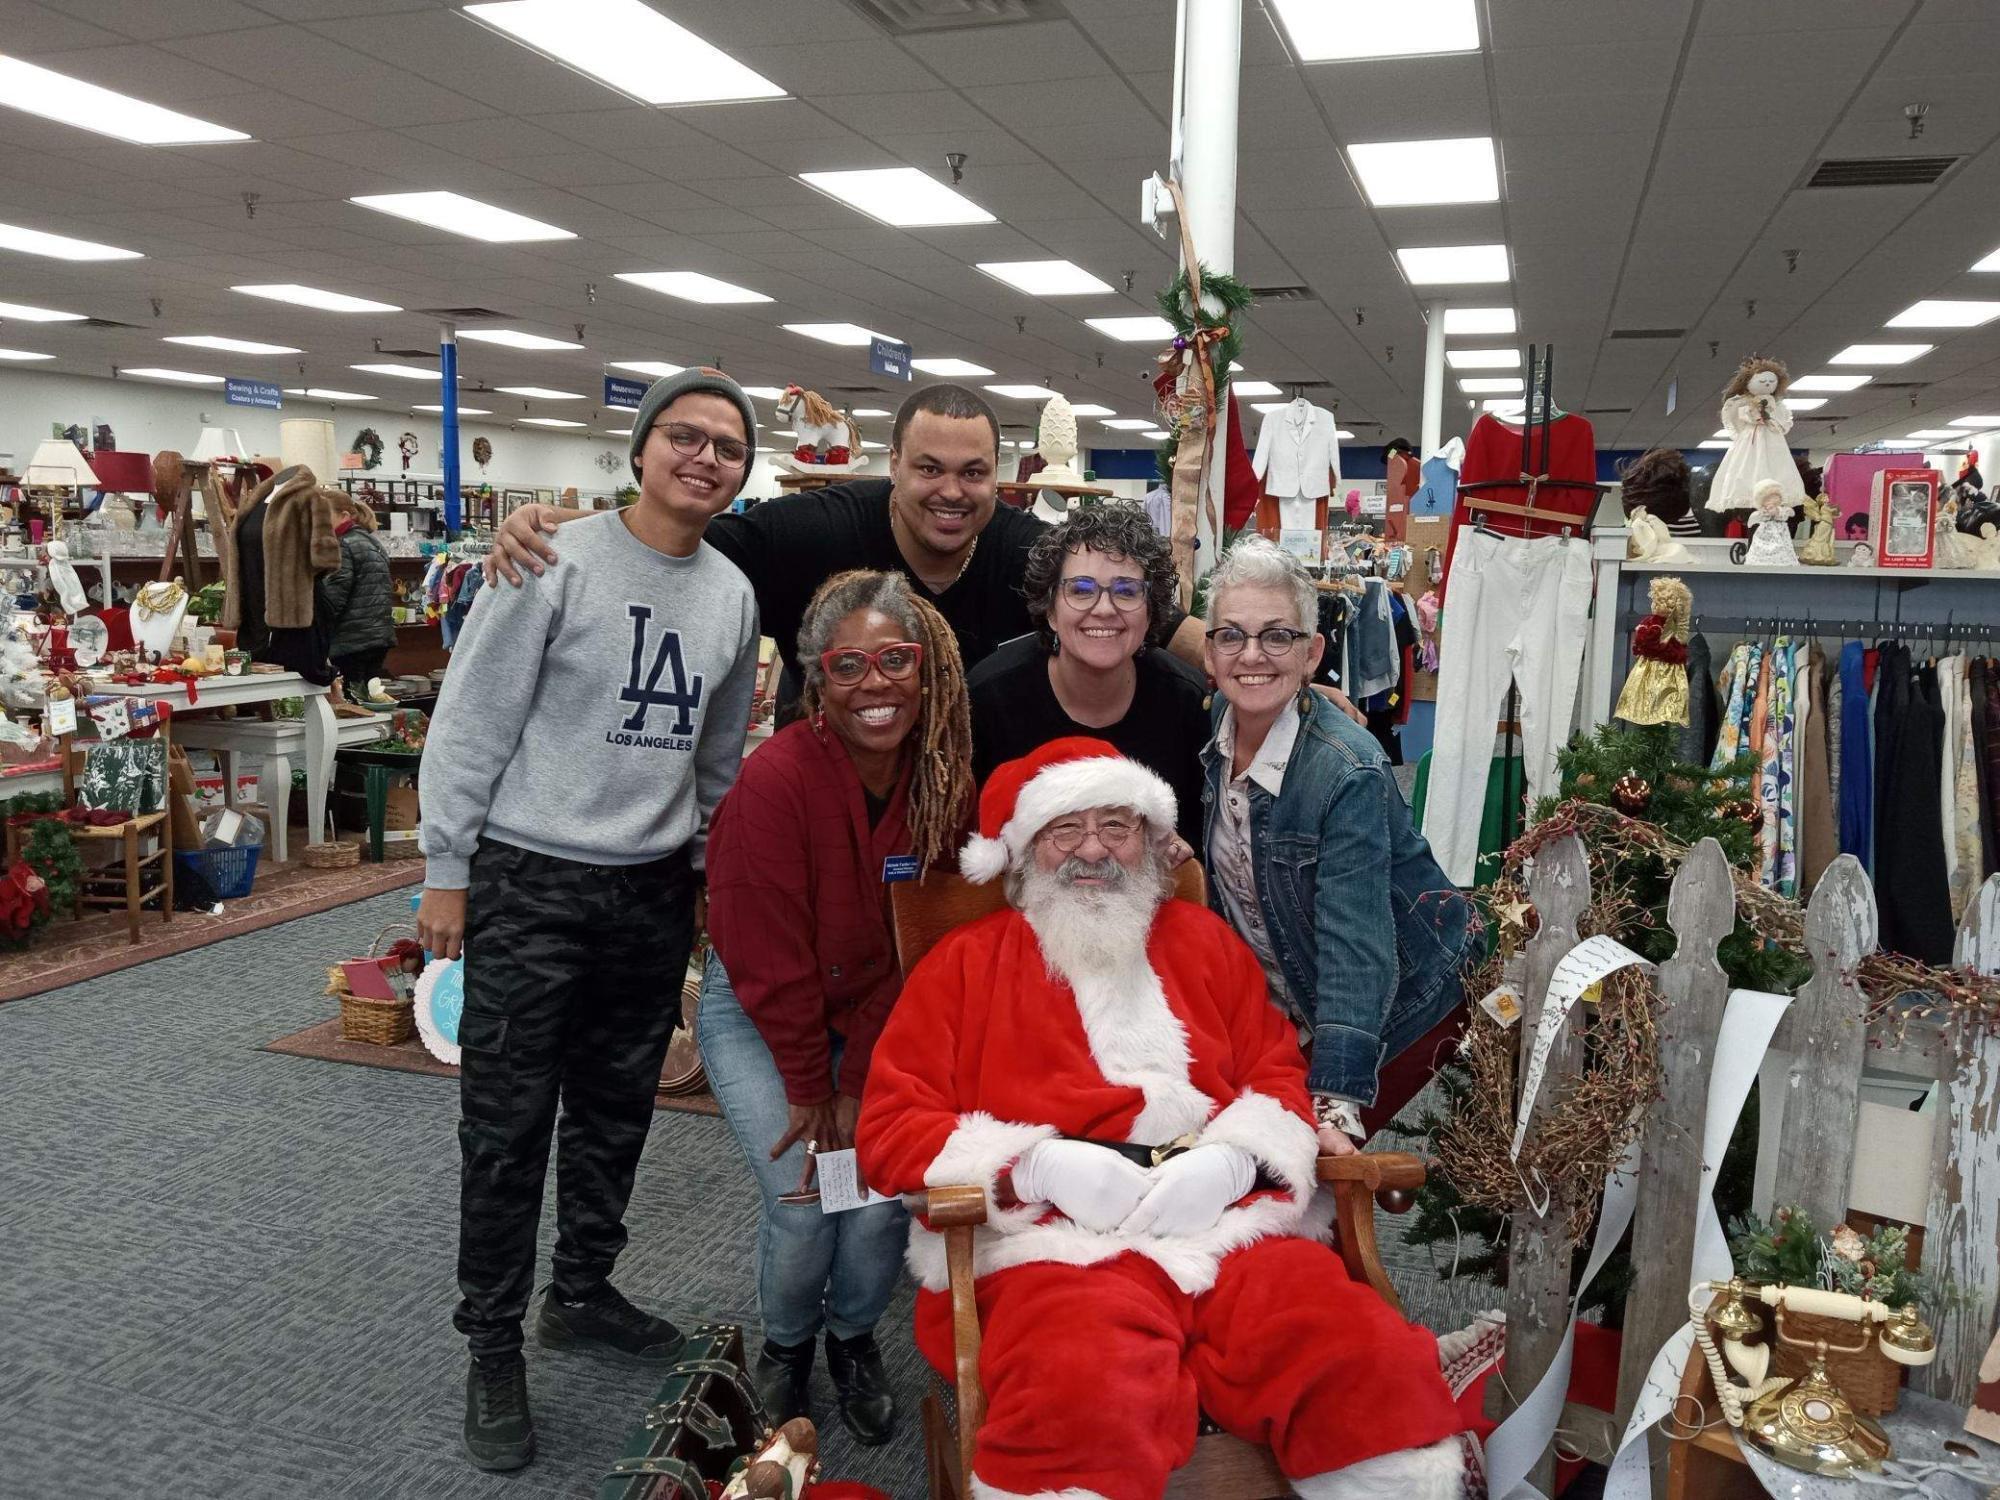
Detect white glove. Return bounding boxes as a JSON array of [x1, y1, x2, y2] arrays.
[[1010, 1139, 1152, 1232], [1120, 1144, 1257, 1238]]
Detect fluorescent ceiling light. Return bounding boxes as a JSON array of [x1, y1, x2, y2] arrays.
[[519, 416, 588, 428], [1446, 347, 1520, 369], [1251, 401, 1288, 414], [1951, 415, 2000, 427], [1974, 248, 2000, 272], [784, 323, 891, 347], [615, 271, 770, 304], [1711, 429, 1731, 440], [853, 407, 890, 417], [800, 167, 994, 227], [985, 384, 1062, 401], [1335, 429, 1355, 439], [1441, 306, 1516, 336], [165, 334, 300, 355], [122, 367, 222, 385], [498, 385, 585, 400], [1397, 244, 1510, 285], [1102, 418, 1156, 430], [1829, 343, 1931, 365], [1791, 374, 1872, 392], [1069, 404, 1115, 417], [284, 387, 377, 401], [1697, 440, 1730, 449], [458, 328, 585, 351], [233, 283, 400, 314], [414, 403, 490, 414], [1349, 137, 1497, 207], [1887, 299, 2000, 329], [0, 54, 247, 145], [1233, 380, 1283, 397], [0, 348, 51, 361], [1460, 377, 1523, 393], [351, 190, 573, 243], [912, 357, 993, 377], [1139, 429, 1171, 440], [1268, 0, 1477, 62], [861, 440, 887, 450], [610, 361, 686, 378], [1786, 397, 1827, 411], [464, 0, 785, 106], [0, 221, 141, 262], [1905, 429, 1962, 440], [602, 427, 633, 436], [740, 386, 785, 400], [1086, 315, 1177, 341], [976, 259, 1112, 296], [352, 362, 443, 382], [1481, 398, 1527, 413], [0, 299, 83, 322]]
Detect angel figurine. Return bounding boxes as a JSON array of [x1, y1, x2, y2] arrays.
[[1627, 505, 1692, 564], [1797, 492, 1837, 565], [1741, 480, 1798, 566], [1705, 356, 1805, 514]]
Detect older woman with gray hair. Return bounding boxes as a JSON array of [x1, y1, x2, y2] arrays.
[[965, 503, 1209, 849], [698, 568, 974, 1444], [1201, 537, 1483, 1152]]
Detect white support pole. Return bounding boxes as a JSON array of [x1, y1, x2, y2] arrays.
[[1177, 0, 1242, 586], [1421, 299, 1448, 458]]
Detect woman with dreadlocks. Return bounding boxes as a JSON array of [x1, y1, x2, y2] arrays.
[[698, 569, 973, 1446]]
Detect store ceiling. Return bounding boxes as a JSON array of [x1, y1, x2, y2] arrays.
[[0, 0, 1997, 456]]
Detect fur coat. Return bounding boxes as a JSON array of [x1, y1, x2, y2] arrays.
[[223, 467, 339, 631]]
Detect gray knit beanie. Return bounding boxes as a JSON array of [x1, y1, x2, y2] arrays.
[[627, 367, 758, 483]]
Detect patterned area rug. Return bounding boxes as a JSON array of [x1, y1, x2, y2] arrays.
[[0, 859, 425, 1004]]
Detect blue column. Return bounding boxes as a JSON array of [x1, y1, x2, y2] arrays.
[[439, 324, 461, 534]]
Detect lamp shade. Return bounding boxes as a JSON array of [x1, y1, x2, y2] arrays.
[[190, 426, 248, 463], [24, 438, 100, 488], [87, 450, 154, 492]]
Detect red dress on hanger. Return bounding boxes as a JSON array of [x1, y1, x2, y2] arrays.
[[1440, 411, 1598, 594]]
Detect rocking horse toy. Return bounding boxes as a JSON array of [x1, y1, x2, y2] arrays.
[[775, 386, 862, 471]]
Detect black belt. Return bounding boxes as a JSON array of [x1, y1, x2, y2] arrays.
[[1062, 1133, 1195, 1169]]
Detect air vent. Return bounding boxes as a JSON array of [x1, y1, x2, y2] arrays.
[[76, 317, 143, 331], [1873, 381, 1926, 390], [826, 384, 890, 394], [1609, 328, 1683, 340], [414, 305, 513, 321], [1804, 156, 1959, 189], [1245, 284, 1313, 302], [376, 346, 435, 359], [1585, 407, 1633, 416], [843, 0, 1066, 34]]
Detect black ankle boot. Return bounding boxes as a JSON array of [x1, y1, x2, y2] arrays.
[[823, 1330, 896, 1446], [753, 1337, 815, 1424]]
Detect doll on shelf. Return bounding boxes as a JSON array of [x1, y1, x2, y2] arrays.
[[1742, 480, 1799, 566], [1706, 356, 1805, 515], [1798, 491, 1837, 565]]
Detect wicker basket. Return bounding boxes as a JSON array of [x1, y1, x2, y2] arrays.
[[329, 922, 419, 1046], [302, 840, 360, 869], [1766, 1303, 1903, 1415]]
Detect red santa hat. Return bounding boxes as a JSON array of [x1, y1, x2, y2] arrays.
[[959, 736, 1177, 883]]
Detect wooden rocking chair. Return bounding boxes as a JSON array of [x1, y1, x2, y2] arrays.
[[888, 867, 1429, 1500]]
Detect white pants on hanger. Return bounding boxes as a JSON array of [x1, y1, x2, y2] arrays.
[[1422, 529, 1594, 885]]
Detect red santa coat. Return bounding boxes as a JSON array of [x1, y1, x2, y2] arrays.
[[856, 897, 1321, 1296]]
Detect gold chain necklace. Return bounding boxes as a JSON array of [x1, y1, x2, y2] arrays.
[[134, 580, 187, 619], [891, 504, 978, 593]]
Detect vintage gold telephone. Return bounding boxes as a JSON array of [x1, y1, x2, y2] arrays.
[[1691, 1278, 1936, 1477]]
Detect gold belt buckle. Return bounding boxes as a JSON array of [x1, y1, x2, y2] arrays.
[[1150, 1132, 1198, 1168]]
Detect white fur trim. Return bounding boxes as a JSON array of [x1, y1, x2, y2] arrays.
[[925, 1113, 1059, 1234], [1067, 967, 1212, 1145], [1001, 757, 1176, 860], [959, 834, 1010, 884], [1290, 1437, 1466, 1500], [970, 1481, 1109, 1500], [1196, 1090, 1319, 1199]]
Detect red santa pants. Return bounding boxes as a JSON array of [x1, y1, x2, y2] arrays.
[[915, 1237, 1464, 1500]]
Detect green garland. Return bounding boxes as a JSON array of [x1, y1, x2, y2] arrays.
[[20, 817, 80, 917], [1157, 263, 1254, 390], [351, 427, 384, 471]]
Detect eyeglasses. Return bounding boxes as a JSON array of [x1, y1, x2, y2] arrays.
[[819, 642, 923, 686], [654, 420, 749, 469], [1058, 576, 1147, 612], [1037, 814, 1140, 853], [1205, 626, 1312, 657]]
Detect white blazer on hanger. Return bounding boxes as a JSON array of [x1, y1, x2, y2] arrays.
[[1252, 398, 1340, 501]]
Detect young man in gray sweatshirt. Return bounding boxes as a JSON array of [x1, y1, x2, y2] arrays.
[[417, 369, 761, 1473]]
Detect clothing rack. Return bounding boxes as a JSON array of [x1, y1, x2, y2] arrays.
[[1689, 614, 2000, 643]]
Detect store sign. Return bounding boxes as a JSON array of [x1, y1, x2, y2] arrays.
[[224, 378, 283, 410], [603, 376, 649, 410], [868, 336, 912, 382]]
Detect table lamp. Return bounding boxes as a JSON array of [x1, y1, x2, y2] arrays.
[[190, 427, 248, 464], [24, 438, 100, 489]]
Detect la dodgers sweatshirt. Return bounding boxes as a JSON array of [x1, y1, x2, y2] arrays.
[[419, 511, 760, 889]]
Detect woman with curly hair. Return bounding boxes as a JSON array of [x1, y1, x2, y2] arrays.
[[965, 503, 1209, 849], [698, 569, 973, 1447]]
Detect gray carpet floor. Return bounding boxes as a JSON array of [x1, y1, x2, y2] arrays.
[[0, 888, 1492, 1499]]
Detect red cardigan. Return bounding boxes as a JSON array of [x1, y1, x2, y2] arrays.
[[705, 719, 914, 1106]]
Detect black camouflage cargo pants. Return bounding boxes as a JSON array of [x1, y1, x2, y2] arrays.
[[453, 838, 697, 1358]]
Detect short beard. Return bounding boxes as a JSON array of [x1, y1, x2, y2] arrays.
[[1015, 846, 1168, 986]]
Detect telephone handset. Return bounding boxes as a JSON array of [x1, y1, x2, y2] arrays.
[[1690, 1278, 1935, 1478]]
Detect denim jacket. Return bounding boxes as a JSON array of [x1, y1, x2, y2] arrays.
[[1200, 693, 1484, 1103]]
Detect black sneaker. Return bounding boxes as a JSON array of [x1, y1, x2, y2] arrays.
[[752, 1337, 815, 1424], [463, 1353, 534, 1472], [535, 1283, 687, 1364], [824, 1330, 896, 1446]]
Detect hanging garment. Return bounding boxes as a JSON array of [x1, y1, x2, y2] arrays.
[[1311, 588, 1350, 691], [1713, 642, 1751, 768], [1421, 530, 1593, 885], [1351, 578, 1398, 700], [1384, 449, 1420, 542], [1799, 644, 1837, 894], [1141, 484, 1172, 536], [1980, 659, 2000, 877], [1251, 398, 1339, 501], [1411, 451, 1461, 518], [1826, 658, 1844, 815], [1941, 656, 1965, 907], [1948, 657, 1982, 920], [1756, 638, 1790, 892], [1676, 633, 1720, 769], [1972, 658, 1998, 878], [1875, 647, 1956, 963], [1441, 412, 1598, 604]]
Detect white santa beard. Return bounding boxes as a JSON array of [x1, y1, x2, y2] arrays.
[[1018, 858, 1157, 983]]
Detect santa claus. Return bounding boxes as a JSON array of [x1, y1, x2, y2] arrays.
[[856, 738, 1468, 1500]]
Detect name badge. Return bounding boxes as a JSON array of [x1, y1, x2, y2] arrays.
[[882, 854, 919, 883]]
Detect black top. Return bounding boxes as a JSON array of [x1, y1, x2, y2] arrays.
[[966, 635, 1210, 846], [704, 478, 1047, 701]]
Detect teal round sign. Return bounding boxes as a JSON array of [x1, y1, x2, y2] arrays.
[[429, 959, 463, 1045]]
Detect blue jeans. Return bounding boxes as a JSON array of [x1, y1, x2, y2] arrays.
[[696, 951, 907, 1347]]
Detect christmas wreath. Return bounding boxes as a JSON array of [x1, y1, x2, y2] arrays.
[[351, 427, 384, 471], [472, 435, 492, 469]]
